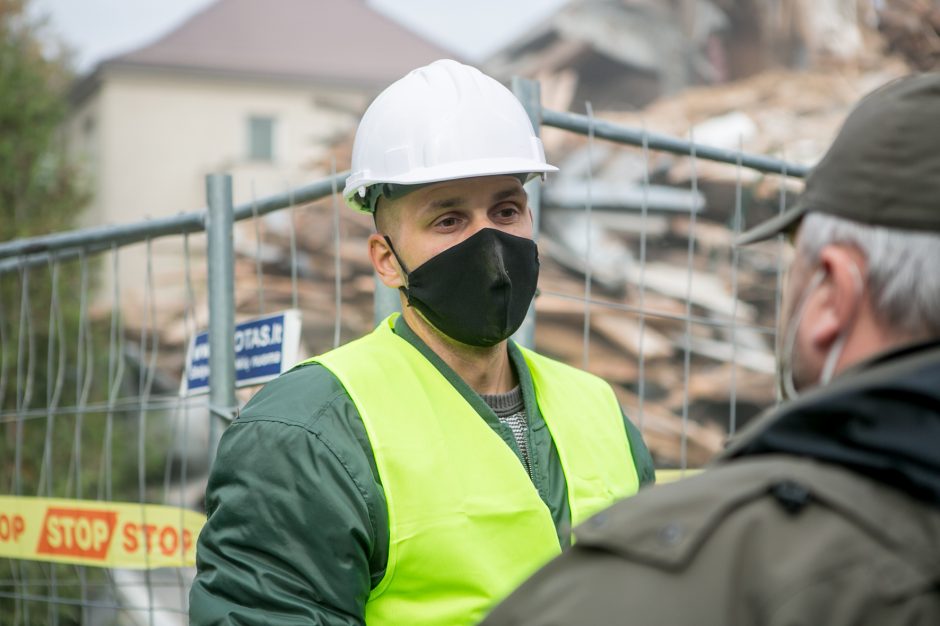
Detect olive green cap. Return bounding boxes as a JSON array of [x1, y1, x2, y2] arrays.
[[738, 73, 940, 245]]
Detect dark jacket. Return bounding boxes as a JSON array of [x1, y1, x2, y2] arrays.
[[482, 341, 940, 626], [189, 317, 654, 625]]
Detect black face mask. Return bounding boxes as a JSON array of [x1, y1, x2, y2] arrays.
[[386, 228, 539, 347]]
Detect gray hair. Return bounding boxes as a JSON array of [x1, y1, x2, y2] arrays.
[[797, 213, 940, 340]]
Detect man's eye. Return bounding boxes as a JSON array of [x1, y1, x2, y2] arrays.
[[436, 216, 459, 228]]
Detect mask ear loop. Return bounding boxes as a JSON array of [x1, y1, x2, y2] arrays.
[[818, 259, 865, 386], [780, 269, 825, 401], [382, 235, 412, 296]]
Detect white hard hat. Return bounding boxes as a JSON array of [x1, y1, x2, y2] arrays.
[[343, 59, 558, 213]]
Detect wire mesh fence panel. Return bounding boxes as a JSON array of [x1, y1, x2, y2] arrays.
[[535, 100, 802, 474], [0, 232, 214, 625], [0, 167, 358, 624]]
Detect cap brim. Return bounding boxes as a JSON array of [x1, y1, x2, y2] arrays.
[[735, 203, 808, 246]]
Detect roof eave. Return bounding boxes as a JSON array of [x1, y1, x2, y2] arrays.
[[85, 58, 394, 94], [69, 67, 105, 108]]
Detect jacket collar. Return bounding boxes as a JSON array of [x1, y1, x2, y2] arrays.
[[392, 315, 541, 429], [720, 340, 940, 507]]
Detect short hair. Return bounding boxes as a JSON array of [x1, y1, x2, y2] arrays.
[[797, 212, 940, 339], [373, 196, 401, 238]]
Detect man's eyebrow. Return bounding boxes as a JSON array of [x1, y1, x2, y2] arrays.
[[492, 187, 525, 202], [428, 196, 466, 210], [424, 187, 523, 211]]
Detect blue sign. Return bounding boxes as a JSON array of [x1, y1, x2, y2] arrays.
[[180, 309, 302, 396]]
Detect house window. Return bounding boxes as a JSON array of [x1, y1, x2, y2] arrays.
[[248, 116, 275, 162]]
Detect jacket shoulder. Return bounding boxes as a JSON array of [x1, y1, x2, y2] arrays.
[[482, 458, 940, 626], [228, 360, 384, 502], [235, 361, 351, 430], [576, 457, 940, 598]]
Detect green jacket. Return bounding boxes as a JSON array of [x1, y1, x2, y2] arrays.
[[190, 317, 654, 625], [481, 341, 940, 626]]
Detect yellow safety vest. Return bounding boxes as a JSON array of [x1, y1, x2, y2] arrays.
[[310, 315, 638, 625]]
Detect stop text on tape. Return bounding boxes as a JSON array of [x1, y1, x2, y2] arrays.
[[0, 496, 205, 569]]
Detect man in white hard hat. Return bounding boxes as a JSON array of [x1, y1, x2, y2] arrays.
[[190, 59, 654, 626]]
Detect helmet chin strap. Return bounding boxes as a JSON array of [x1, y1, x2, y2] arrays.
[[779, 259, 865, 400], [381, 235, 414, 297]]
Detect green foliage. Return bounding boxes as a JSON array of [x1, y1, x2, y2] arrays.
[[1, 0, 88, 240], [0, 0, 90, 421], [0, 3, 131, 621], [0, 0, 93, 414]]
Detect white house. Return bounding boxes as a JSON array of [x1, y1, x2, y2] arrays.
[[64, 0, 454, 313]]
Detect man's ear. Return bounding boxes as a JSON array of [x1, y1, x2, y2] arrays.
[[369, 233, 405, 289], [808, 245, 866, 350]]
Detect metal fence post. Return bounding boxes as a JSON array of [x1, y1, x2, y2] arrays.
[[512, 76, 543, 348], [206, 173, 237, 467]]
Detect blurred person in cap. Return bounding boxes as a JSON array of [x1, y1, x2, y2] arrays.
[[189, 59, 654, 626], [482, 73, 940, 626]]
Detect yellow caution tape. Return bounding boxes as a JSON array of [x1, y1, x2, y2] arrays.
[[656, 469, 703, 484], [0, 495, 205, 569], [0, 473, 702, 568]]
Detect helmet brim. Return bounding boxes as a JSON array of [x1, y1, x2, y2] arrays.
[[344, 159, 558, 213]]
